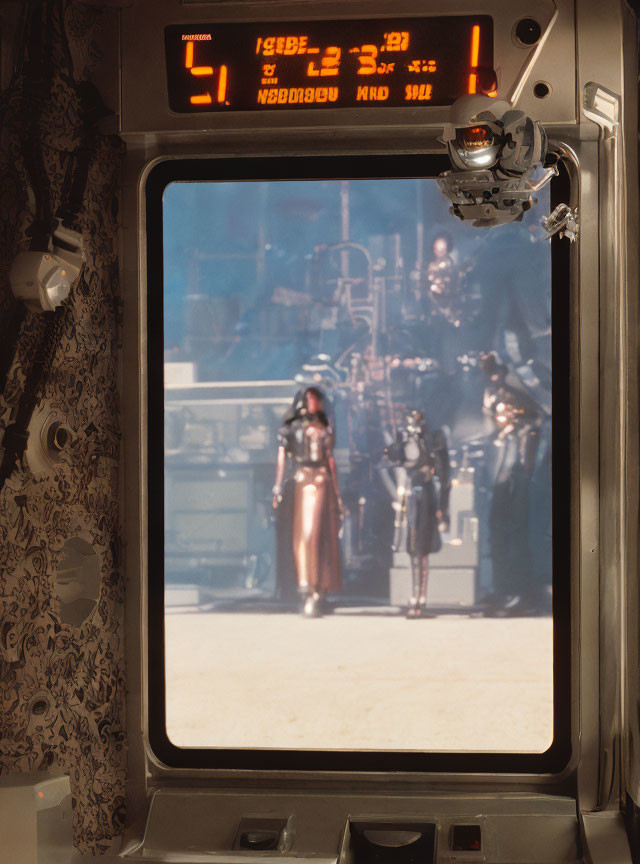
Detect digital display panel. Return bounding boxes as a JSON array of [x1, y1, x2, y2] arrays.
[[165, 17, 494, 112]]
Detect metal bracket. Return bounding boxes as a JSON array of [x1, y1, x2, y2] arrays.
[[583, 82, 620, 132], [542, 203, 579, 242]]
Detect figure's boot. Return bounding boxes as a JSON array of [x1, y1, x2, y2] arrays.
[[418, 556, 435, 617], [303, 591, 322, 618], [419, 556, 429, 609], [406, 557, 421, 618]]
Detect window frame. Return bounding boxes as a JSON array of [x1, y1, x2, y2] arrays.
[[145, 154, 572, 774]]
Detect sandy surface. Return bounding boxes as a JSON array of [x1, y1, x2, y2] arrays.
[[165, 612, 553, 753]]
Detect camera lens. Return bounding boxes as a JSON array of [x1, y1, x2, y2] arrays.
[[457, 125, 494, 150], [514, 18, 542, 46], [454, 125, 500, 169]]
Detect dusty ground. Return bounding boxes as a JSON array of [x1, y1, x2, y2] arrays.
[[165, 612, 553, 753]]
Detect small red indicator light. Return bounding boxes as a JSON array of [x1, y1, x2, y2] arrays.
[[451, 825, 482, 852]]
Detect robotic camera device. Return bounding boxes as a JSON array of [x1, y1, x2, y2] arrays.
[[9, 223, 83, 313], [437, 95, 561, 229]]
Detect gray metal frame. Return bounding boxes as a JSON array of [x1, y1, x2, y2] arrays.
[[116, 0, 639, 852]]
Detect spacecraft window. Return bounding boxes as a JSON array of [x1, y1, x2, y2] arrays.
[[145, 156, 571, 774]]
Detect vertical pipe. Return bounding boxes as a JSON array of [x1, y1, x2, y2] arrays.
[[340, 180, 350, 278], [256, 183, 267, 301]]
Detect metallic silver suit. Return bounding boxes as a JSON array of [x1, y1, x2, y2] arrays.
[[387, 410, 450, 616]]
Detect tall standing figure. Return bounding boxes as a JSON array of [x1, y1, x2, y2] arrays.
[[480, 353, 543, 614], [273, 387, 342, 617], [388, 410, 451, 618]]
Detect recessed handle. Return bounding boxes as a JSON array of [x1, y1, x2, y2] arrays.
[[363, 831, 423, 848], [239, 829, 280, 851]]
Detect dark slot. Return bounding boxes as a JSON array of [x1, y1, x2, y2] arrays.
[[450, 825, 482, 852]]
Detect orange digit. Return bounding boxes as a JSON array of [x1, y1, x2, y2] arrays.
[[357, 45, 378, 74], [321, 46, 341, 76], [468, 25, 480, 94], [386, 32, 401, 51], [185, 39, 214, 105], [308, 45, 341, 77], [217, 65, 228, 103]]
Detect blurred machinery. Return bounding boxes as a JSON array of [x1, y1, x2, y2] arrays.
[[164, 179, 552, 613], [164, 378, 293, 605]]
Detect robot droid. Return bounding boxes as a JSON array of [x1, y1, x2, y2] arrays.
[[387, 410, 451, 618]]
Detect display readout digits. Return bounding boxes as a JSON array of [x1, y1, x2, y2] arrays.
[[165, 17, 493, 112]]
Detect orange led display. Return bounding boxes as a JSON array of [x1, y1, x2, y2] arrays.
[[356, 85, 389, 101], [356, 45, 379, 75], [166, 17, 493, 112], [408, 59, 437, 73], [257, 86, 339, 104], [383, 31, 410, 52], [470, 25, 481, 67], [307, 46, 341, 77], [184, 39, 214, 103], [256, 35, 309, 56], [405, 83, 433, 101], [183, 38, 227, 107], [468, 24, 481, 94], [218, 65, 228, 103]]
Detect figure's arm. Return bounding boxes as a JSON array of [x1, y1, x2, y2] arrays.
[[520, 423, 541, 478], [273, 445, 286, 509], [384, 431, 404, 466], [328, 453, 343, 519], [392, 467, 408, 552], [326, 428, 343, 519]]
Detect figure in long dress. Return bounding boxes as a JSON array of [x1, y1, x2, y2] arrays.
[[273, 387, 342, 617]]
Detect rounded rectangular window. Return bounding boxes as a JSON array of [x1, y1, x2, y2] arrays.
[[145, 156, 571, 773]]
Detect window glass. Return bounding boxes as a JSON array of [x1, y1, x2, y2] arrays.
[[162, 177, 553, 753]]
